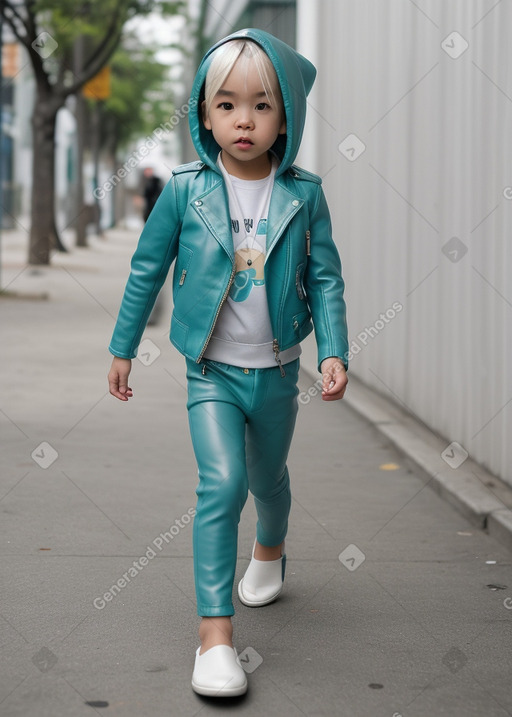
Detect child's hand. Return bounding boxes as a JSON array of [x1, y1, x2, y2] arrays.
[[108, 357, 133, 401], [320, 357, 348, 401]]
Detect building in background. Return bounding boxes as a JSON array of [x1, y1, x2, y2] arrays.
[[1, 40, 30, 228], [200, 0, 295, 47]]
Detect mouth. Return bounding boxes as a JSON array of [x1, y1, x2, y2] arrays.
[[235, 137, 253, 148]]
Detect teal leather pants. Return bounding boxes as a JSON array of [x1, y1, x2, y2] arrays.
[[186, 357, 300, 616]]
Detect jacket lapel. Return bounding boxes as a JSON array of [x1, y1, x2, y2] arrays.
[[190, 181, 234, 261], [266, 176, 304, 259]]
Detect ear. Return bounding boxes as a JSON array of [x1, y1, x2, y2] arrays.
[[279, 117, 286, 135], [201, 100, 212, 130]]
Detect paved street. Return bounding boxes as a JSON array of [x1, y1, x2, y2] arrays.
[[1, 227, 511, 717]]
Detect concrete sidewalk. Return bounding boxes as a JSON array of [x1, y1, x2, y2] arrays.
[[1, 227, 511, 717]]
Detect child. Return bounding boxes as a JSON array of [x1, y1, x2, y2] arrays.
[[108, 28, 348, 697]]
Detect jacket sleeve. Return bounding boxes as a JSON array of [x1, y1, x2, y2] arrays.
[[109, 175, 182, 359], [304, 184, 349, 372]]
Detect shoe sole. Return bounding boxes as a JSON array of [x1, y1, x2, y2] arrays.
[[191, 679, 247, 697], [237, 578, 283, 607]]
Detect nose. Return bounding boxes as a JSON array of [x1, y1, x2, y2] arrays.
[[235, 110, 254, 130]]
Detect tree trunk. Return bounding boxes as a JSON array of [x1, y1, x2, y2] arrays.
[[91, 100, 104, 237], [74, 90, 88, 247], [29, 91, 64, 265]]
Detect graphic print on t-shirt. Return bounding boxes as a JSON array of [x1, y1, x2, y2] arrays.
[[229, 218, 267, 303]]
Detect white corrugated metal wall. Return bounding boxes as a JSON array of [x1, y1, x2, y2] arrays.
[[297, 0, 512, 485]]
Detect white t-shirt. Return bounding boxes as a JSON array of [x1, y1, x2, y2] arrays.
[[203, 154, 301, 368]]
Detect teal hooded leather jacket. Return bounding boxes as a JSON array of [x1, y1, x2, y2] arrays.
[[109, 28, 349, 372]]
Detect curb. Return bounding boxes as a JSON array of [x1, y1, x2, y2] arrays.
[[302, 366, 512, 553]]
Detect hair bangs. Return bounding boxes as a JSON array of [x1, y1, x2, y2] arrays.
[[204, 39, 282, 114]]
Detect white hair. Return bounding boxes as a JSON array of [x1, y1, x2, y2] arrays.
[[204, 39, 283, 116]]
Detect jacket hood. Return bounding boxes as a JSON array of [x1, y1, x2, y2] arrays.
[[189, 28, 317, 176]]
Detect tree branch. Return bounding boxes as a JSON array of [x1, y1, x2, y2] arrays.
[[3, 3, 52, 91], [81, 0, 125, 74], [2, 1, 31, 41], [2, 8, 30, 47], [64, 26, 123, 97], [56, 0, 125, 96], [25, 0, 39, 43]]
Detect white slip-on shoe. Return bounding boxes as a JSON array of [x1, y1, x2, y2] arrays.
[[191, 644, 247, 697], [238, 539, 286, 607]]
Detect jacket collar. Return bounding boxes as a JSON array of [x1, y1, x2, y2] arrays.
[[190, 171, 304, 261]]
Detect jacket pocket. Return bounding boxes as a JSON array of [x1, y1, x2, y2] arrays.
[[295, 262, 306, 300], [170, 313, 189, 352], [175, 245, 193, 287], [292, 309, 310, 334]]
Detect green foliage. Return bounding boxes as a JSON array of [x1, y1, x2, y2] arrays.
[[99, 38, 176, 149], [30, 0, 184, 52], [3, 1, 185, 150], [3, 1, 185, 90]]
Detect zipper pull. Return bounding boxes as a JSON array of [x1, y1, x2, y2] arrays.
[[179, 269, 187, 286], [272, 338, 286, 377], [306, 230, 311, 256]]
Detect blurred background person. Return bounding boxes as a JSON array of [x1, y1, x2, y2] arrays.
[[142, 166, 163, 223]]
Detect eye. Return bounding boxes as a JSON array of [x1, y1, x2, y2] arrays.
[[255, 102, 271, 111], [217, 102, 233, 110]]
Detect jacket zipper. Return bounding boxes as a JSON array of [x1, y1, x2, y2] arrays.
[[179, 269, 187, 286], [306, 229, 311, 256], [272, 338, 286, 377], [197, 266, 236, 363]]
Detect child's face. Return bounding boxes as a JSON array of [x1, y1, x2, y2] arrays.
[[202, 59, 286, 179]]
